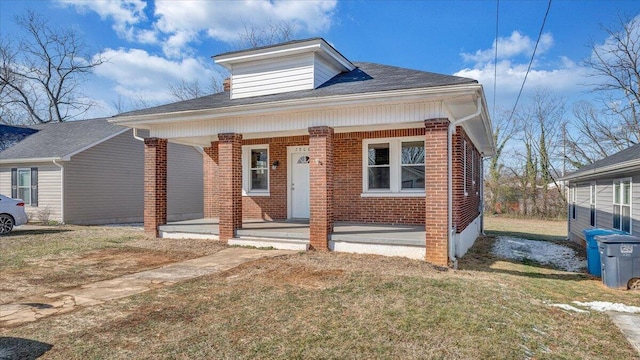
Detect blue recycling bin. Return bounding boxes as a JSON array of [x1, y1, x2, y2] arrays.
[[583, 228, 626, 276]]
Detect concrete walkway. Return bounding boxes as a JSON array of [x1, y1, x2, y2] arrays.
[[0, 247, 293, 326], [609, 312, 640, 355]]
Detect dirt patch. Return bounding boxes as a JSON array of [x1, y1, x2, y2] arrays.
[[1, 247, 195, 304]]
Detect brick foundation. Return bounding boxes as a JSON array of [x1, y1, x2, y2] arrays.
[[218, 133, 242, 242], [144, 137, 167, 236], [424, 119, 450, 266], [309, 126, 334, 250]]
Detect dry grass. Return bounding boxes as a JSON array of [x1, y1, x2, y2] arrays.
[[1, 222, 639, 359], [0, 225, 225, 303], [484, 215, 568, 242]]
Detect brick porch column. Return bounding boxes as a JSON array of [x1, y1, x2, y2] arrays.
[[218, 133, 242, 242], [144, 137, 168, 237], [203, 141, 219, 218], [309, 126, 334, 250], [424, 119, 450, 266]]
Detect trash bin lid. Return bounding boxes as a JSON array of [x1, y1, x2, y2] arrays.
[[594, 234, 640, 244]]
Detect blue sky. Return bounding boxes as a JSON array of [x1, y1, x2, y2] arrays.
[[1, 0, 639, 119]]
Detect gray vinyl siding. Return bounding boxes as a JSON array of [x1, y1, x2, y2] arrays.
[[569, 172, 639, 241], [0, 163, 62, 222], [167, 143, 203, 220], [64, 131, 203, 225]]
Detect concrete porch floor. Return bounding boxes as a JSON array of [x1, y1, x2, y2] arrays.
[[159, 218, 426, 247]]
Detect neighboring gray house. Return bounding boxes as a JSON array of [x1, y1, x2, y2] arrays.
[[0, 118, 203, 224], [562, 143, 640, 245]]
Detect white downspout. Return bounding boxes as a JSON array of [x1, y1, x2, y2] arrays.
[[52, 159, 64, 224], [133, 128, 144, 142], [446, 96, 482, 269]]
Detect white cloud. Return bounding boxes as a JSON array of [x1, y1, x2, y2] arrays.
[[58, 0, 151, 42], [93, 48, 218, 103], [462, 31, 554, 63], [456, 30, 587, 109], [153, 0, 337, 57]]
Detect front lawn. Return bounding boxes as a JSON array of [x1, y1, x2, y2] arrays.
[[1, 222, 638, 359]]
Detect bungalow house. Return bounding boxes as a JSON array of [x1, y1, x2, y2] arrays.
[[0, 118, 203, 225], [110, 38, 494, 266], [562, 143, 640, 245]]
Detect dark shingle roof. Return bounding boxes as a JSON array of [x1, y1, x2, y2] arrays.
[[116, 62, 477, 118], [562, 143, 640, 180], [0, 125, 39, 152], [0, 118, 127, 161]]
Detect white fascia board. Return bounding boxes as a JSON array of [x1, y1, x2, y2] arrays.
[[318, 43, 355, 71], [0, 157, 63, 165], [111, 84, 483, 127], [215, 41, 323, 68], [561, 160, 640, 181]]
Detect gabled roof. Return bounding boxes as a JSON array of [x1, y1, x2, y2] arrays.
[[0, 125, 39, 152], [561, 143, 640, 181], [115, 62, 477, 118], [0, 118, 128, 163]]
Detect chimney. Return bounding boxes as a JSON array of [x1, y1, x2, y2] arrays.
[[223, 77, 231, 92]]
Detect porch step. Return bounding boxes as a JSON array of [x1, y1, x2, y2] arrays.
[[228, 236, 310, 251]]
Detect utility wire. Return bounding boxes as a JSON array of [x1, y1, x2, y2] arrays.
[[506, 0, 552, 123], [493, 0, 499, 117]]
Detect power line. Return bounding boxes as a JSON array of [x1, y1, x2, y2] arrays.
[[506, 0, 552, 124], [493, 0, 499, 117]]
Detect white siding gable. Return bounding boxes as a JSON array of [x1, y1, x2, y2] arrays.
[[231, 54, 315, 99], [314, 54, 342, 88]]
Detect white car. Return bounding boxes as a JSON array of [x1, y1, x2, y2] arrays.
[[0, 194, 28, 235]]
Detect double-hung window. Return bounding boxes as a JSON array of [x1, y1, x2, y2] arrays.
[[11, 167, 38, 206], [590, 182, 596, 227], [571, 185, 576, 220], [363, 137, 425, 196], [613, 179, 631, 233], [242, 145, 269, 196]]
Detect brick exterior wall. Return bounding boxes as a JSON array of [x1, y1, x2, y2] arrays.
[[203, 142, 218, 218], [424, 119, 450, 266], [333, 128, 426, 224], [309, 126, 334, 250], [242, 136, 308, 220], [452, 127, 482, 233], [217, 133, 242, 242], [143, 137, 167, 236]]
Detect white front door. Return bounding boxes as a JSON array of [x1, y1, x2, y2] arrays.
[[289, 147, 310, 219]]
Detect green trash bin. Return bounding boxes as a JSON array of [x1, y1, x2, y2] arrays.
[[595, 234, 640, 290]]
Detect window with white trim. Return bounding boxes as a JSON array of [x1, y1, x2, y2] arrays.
[[463, 140, 468, 196], [613, 179, 631, 233], [362, 137, 425, 195], [571, 185, 576, 220], [589, 182, 596, 227], [17, 168, 32, 204], [242, 145, 269, 196]]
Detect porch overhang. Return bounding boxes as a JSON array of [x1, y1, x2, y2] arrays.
[[109, 84, 494, 155]]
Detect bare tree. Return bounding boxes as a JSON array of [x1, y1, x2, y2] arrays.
[[237, 21, 297, 50], [168, 78, 222, 102], [485, 108, 517, 214], [582, 14, 640, 151], [0, 10, 105, 124]]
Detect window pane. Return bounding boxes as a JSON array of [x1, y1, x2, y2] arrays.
[[368, 167, 390, 189], [18, 170, 30, 186], [590, 205, 595, 226], [622, 181, 630, 205], [251, 169, 268, 190], [614, 183, 620, 204], [401, 141, 424, 164], [368, 144, 389, 166], [622, 205, 631, 232], [251, 149, 268, 169], [613, 205, 621, 230], [18, 188, 30, 204], [401, 165, 425, 189]]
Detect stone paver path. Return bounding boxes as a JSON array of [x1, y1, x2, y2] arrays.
[[0, 247, 293, 326]]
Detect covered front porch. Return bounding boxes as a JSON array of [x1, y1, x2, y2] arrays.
[[159, 218, 427, 260]]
